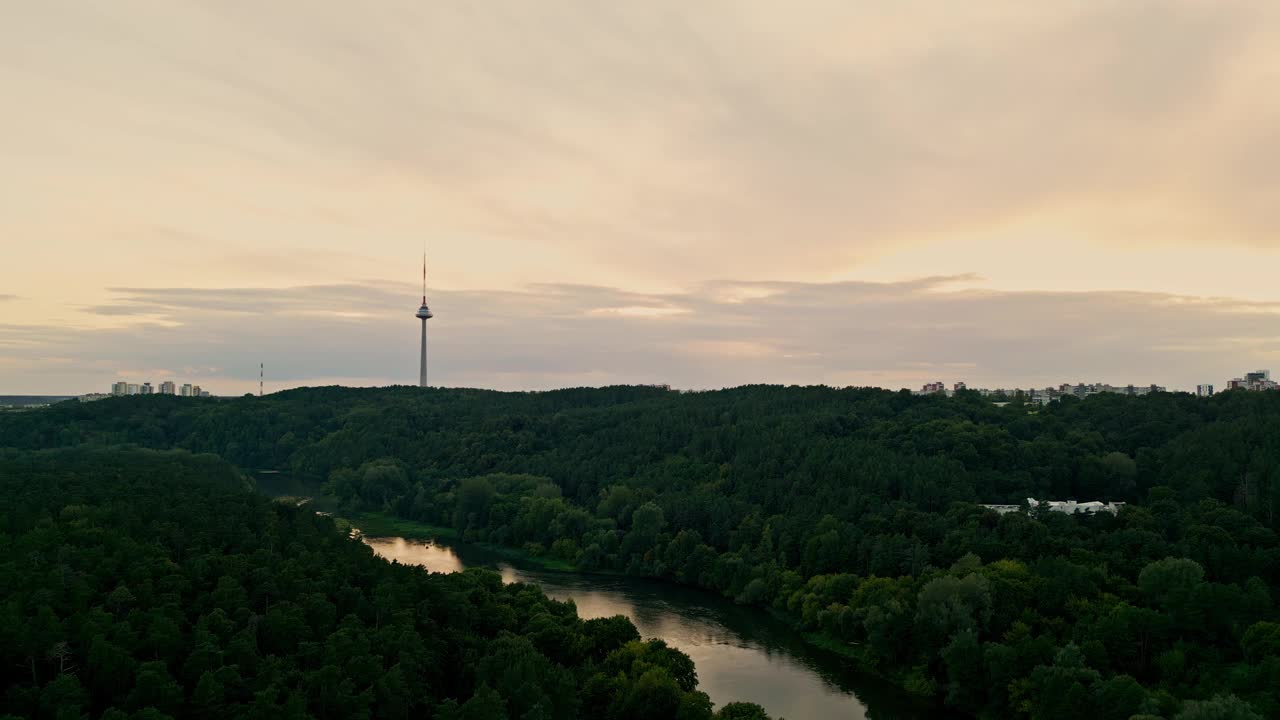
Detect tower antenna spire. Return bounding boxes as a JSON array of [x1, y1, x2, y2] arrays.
[[415, 245, 434, 387]]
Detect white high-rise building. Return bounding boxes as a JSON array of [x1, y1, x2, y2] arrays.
[[160, 380, 176, 395], [415, 254, 434, 387], [111, 381, 128, 396], [180, 383, 193, 397], [1197, 384, 1214, 397], [141, 382, 153, 395], [126, 383, 140, 395]]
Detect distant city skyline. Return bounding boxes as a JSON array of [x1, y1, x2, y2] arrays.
[[911, 371, 1277, 406], [3, 2, 1280, 394], [34, 365, 1280, 400], [104, 379, 208, 398], [3, 278, 1278, 396]]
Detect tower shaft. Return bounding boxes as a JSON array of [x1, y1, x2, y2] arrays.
[[419, 317, 428, 387], [415, 251, 432, 387]]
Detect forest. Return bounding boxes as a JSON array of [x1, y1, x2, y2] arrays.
[[3, 384, 1279, 718], [0, 447, 769, 719]]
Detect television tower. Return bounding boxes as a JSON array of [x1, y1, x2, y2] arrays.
[[415, 253, 433, 387]]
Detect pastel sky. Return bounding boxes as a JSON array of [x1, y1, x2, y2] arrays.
[[2, 1, 1279, 395]]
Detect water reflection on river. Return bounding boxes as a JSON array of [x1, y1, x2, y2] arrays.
[[362, 535, 947, 720]]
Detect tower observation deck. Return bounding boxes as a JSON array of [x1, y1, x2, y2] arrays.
[[416, 255, 433, 387]]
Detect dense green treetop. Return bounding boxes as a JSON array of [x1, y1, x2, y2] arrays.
[[0, 448, 755, 720], [4, 385, 1280, 718]]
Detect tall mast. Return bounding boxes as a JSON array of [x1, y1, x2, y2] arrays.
[[416, 246, 432, 388]]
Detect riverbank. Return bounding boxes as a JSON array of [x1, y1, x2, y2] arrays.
[[257, 481, 946, 715], [365, 529, 951, 720], [338, 510, 581, 573], [798, 629, 937, 699], [252, 472, 588, 575], [377, 511, 945, 712], [348, 510, 944, 712], [749, 605, 938, 703]]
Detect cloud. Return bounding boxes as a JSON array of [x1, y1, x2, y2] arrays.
[[3, 279, 1277, 394], [3, 1, 1280, 296], [2, 1, 1280, 394]]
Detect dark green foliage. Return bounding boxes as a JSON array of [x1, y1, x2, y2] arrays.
[[4, 384, 1280, 717], [1173, 694, 1265, 720], [714, 702, 771, 720], [0, 448, 746, 719]]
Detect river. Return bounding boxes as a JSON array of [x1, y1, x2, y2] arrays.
[[361, 533, 948, 720], [253, 473, 945, 719]]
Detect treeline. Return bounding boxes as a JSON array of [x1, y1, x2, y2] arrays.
[[3, 385, 1280, 718], [0, 448, 771, 720]]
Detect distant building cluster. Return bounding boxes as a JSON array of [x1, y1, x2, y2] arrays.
[[911, 368, 1276, 405], [983, 498, 1126, 516], [1226, 370, 1276, 392], [94, 380, 210, 400], [914, 381, 1165, 406]]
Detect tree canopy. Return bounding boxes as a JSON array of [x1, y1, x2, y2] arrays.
[[0, 447, 744, 719], [3, 384, 1279, 717]]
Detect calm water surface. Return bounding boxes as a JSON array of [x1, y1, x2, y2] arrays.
[[362, 534, 947, 720], [252, 475, 945, 720]]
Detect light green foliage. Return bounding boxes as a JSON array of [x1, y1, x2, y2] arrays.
[[915, 573, 993, 645]]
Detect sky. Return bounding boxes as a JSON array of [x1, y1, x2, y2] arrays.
[[2, 1, 1279, 395]]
